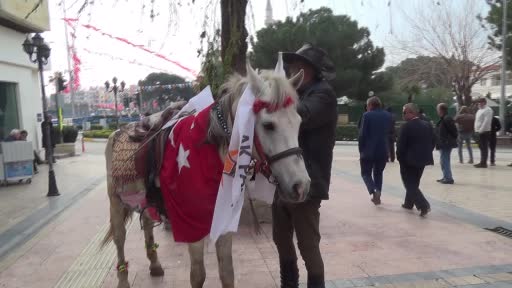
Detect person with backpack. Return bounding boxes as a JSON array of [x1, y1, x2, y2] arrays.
[[435, 103, 458, 184]]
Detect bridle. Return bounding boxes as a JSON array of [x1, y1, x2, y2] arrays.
[[215, 95, 303, 185], [251, 96, 303, 185]]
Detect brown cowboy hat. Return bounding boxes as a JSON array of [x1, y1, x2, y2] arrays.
[[283, 43, 336, 81]]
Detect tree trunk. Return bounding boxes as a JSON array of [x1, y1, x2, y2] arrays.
[[221, 0, 249, 76], [463, 88, 472, 107]]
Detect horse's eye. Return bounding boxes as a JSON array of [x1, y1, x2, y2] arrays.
[[262, 122, 275, 131]]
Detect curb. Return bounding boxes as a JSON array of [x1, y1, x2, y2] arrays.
[[83, 138, 109, 143], [336, 141, 357, 146]]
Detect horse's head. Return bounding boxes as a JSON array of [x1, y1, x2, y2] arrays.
[[246, 63, 311, 203]]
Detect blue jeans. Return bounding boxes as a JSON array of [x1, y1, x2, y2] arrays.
[[440, 148, 453, 181], [457, 132, 473, 163], [360, 158, 387, 194]]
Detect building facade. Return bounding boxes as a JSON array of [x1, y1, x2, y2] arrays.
[[0, 0, 50, 148], [472, 67, 512, 100]]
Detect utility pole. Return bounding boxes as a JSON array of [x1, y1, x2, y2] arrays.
[[500, 0, 507, 135], [62, 0, 76, 118]]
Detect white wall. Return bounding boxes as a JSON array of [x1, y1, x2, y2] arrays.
[[0, 25, 43, 150]]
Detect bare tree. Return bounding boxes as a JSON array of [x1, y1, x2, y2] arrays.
[[393, 0, 499, 106]]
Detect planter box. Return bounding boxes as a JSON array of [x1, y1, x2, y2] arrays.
[[54, 143, 76, 157], [497, 136, 512, 147]]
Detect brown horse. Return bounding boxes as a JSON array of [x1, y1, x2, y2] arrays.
[[103, 63, 310, 288]]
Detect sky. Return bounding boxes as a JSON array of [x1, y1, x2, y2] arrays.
[[41, 0, 489, 90]]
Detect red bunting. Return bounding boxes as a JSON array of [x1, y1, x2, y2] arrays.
[[62, 18, 197, 77]]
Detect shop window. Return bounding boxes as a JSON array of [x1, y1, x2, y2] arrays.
[[0, 82, 20, 140]]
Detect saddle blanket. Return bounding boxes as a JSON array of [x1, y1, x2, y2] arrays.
[[160, 104, 223, 243]]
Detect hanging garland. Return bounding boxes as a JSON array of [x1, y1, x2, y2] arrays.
[[62, 18, 198, 77], [81, 48, 171, 73], [62, 17, 82, 93]]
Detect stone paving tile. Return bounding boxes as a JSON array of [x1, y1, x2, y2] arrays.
[[444, 275, 486, 286], [3, 145, 512, 288]]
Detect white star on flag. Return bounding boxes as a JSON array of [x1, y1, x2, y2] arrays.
[[177, 143, 190, 173]]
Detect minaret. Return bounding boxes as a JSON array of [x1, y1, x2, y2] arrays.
[[265, 0, 274, 26]]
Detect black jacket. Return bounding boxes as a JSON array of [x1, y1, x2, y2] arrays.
[[435, 115, 458, 150], [491, 116, 502, 135], [297, 80, 337, 200], [41, 120, 55, 148], [397, 118, 435, 167]]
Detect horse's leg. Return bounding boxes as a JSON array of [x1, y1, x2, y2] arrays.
[[188, 239, 206, 288], [105, 133, 130, 288], [142, 212, 164, 277], [215, 233, 234, 288], [109, 195, 130, 288]]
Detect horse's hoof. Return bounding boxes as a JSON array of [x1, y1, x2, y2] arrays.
[[150, 266, 164, 277]]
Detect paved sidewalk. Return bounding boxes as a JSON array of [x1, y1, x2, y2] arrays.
[[0, 143, 106, 263], [332, 146, 512, 223], [0, 149, 511, 287]]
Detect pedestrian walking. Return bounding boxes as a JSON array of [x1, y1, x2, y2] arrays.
[[358, 96, 392, 205], [386, 107, 397, 162], [277, 43, 337, 288], [490, 116, 502, 166], [435, 103, 458, 184], [397, 103, 435, 217], [474, 98, 493, 168], [41, 114, 56, 164], [454, 106, 475, 164]]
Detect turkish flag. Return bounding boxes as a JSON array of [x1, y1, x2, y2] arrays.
[[159, 104, 223, 243]]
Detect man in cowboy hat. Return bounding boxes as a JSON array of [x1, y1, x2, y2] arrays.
[[273, 43, 337, 288]]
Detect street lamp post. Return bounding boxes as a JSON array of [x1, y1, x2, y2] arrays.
[[22, 33, 59, 197], [105, 77, 125, 129], [499, 0, 508, 135]]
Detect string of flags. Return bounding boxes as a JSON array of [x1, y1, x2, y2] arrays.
[[62, 18, 198, 77], [82, 48, 171, 73], [140, 83, 194, 91]]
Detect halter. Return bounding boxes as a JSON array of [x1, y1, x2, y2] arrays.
[[251, 96, 303, 185]]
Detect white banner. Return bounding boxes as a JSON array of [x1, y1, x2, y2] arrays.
[[161, 86, 214, 130], [209, 86, 276, 243]]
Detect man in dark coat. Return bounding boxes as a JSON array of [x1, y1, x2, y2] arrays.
[[435, 103, 458, 184], [41, 114, 56, 163], [490, 116, 502, 166], [358, 97, 392, 205], [397, 103, 435, 217], [278, 43, 337, 288]]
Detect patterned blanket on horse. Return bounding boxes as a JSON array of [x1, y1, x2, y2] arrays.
[[111, 103, 186, 220], [160, 104, 224, 243]]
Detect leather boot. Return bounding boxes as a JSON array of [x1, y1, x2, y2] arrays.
[[307, 274, 325, 288], [280, 260, 299, 288]]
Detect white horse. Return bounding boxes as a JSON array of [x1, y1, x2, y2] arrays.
[[103, 63, 310, 288]]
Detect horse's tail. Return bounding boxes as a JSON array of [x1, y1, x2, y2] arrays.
[[101, 206, 132, 248]]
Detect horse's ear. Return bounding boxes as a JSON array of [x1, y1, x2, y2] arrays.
[[289, 69, 304, 90], [247, 62, 265, 96]]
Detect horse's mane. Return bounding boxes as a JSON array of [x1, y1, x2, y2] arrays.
[[207, 70, 297, 152]]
